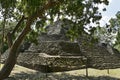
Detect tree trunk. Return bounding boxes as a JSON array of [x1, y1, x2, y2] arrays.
[[0, 20, 31, 79]]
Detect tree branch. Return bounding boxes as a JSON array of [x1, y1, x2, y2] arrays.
[[31, 0, 60, 21], [6, 15, 25, 47], [11, 15, 25, 35]]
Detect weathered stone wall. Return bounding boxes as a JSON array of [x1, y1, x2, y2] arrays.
[[16, 40, 120, 72], [16, 41, 86, 72], [17, 53, 87, 72], [15, 19, 120, 71], [77, 37, 120, 69], [85, 54, 120, 69], [28, 41, 81, 55]]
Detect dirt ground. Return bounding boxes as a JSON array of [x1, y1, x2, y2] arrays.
[[1, 64, 120, 80]]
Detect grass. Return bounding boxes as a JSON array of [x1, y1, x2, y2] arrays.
[[0, 64, 120, 80]]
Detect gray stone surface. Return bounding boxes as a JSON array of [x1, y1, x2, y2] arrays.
[[28, 41, 81, 55], [77, 35, 120, 69], [16, 20, 87, 72], [2, 20, 120, 72], [17, 53, 87, 72], [45, 20, 70, 35], [17, 40, 85, 72]]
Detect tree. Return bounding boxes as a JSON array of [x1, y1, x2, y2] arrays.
[[96, 11, 120, 51], [108, 11, 120, 51], [0, 0, 109, 79], [93, 24, 116, 45]]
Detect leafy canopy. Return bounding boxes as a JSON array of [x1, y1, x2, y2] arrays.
[[0, 1, 110, 79], [0, 0, 109, 42], [107, 11, 120, 51]]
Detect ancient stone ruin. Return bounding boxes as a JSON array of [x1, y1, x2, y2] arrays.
[[2, 20, 120, 72], [78, 36, 120, 69], [17, 20, 87, 72]]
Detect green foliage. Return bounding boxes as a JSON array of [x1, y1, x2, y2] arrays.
[[0, 0, 109, 46], [25, 31, 39, 45], [111, 12, 120, 47], [94, 24, 116, 45], [92, 11, 120, 48]]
